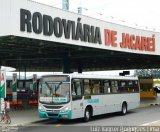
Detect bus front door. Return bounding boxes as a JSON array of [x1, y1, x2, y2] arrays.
[[71, 80, 84, 119]]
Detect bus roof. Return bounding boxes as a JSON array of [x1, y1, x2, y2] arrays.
[[42, 73, 138, 81]]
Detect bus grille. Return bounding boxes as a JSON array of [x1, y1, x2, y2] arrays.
[[46, 110, 60, 113], [44, 105, 62, 109]]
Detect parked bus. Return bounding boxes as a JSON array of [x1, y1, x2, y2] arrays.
[[139, 77, 157, 98], [38, 74, 140, 122]]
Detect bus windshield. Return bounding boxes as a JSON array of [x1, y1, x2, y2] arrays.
[[39, 81, 70, 104]]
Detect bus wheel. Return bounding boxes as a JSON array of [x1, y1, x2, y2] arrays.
[[84, 107, 91, 122], [121, 102, 127, 115]]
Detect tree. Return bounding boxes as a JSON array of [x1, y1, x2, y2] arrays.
[[134, 69, 160, 78]]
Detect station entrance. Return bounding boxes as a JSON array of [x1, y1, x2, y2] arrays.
[[0, 0, 160, 73]]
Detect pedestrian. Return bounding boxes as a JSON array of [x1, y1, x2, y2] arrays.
[[4, 98, 10, 119]]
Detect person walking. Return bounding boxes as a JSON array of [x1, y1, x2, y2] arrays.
[[4, 98, 11, 124]]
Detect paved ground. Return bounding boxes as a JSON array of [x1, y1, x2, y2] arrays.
[[140, 94, 160, 107], [9, 106, 160, 132], [10, 109, 44, 126], [31, 106, 160, 126]]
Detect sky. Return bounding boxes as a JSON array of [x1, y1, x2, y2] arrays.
[[8, 0, 157, 76], [32, 0, 160, 31]]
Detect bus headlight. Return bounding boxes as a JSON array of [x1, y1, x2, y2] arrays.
[[38, 104, 46, 111], [60, 106, 71, 113]]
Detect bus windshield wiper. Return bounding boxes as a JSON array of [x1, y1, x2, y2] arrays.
[[45, 82, 53, 95], [55, 81, 63, 91]]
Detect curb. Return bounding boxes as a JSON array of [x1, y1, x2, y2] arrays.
[[150, 103, 160, 106], [139, 102, 160, 108]]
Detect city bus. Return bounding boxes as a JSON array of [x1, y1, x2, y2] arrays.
[[38, 74, 140, 122]]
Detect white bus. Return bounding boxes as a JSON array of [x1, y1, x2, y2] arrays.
[[38, 74, 140, 122]]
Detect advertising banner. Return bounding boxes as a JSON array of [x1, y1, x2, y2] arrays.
[[0, 69, 6, 113], [33, 74, 37, 93], [0, 69, 6, 98]]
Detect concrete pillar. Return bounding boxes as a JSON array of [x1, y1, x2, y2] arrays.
[[78, 61, 83, 73], [62, 53, 71, 73], [19, 67, 20, 80], [24, 66, 26, 88]]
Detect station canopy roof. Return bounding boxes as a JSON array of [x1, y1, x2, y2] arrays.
[[0, 35, 160, 72]]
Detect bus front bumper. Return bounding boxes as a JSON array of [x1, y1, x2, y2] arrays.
[[38, 110, 72, 120]]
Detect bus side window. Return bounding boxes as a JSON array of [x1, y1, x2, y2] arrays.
[[84, 79, 91, 94], [128, 80, 139, 93], [119, 81, 126, 93], [104, 80, 110, 94], [111, 80, 118, 93], [92, 80, 100, 94], [134, 81, 139, 92]]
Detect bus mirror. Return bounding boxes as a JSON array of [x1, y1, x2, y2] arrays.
[[72, 92, 76, 96]]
